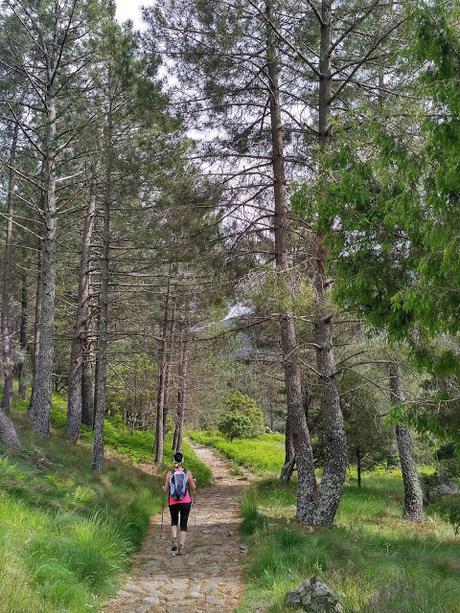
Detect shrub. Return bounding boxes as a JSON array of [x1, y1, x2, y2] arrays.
[[219, 411, 253, 441], [429, 495, 460, 535], [223, 390, 265, 437]]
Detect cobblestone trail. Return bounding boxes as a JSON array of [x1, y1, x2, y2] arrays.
[[105, 444, 250, 613]]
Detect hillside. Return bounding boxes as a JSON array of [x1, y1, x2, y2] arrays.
[[0, 394, 210, 613]]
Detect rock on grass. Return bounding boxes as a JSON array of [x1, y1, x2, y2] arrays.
[[285, 576, 343, 612]]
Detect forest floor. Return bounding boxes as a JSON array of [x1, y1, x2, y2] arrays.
[[104, 443, 251, 613]]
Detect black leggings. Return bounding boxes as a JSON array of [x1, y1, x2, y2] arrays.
[[169, 502, 192, 532]]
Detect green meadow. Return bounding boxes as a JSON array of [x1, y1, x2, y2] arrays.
[[188, 431, 285, 474], [237, 473, 460, 612], [1, 404, 458, 613]]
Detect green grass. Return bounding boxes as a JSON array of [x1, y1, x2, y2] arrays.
[[0, 391, 212, 612], [188, 431, 285, 474], [237, 475, 460, 613], [190, 432, 460, 610], [0, 414, 160, 612], [14, 390, 212, 486]]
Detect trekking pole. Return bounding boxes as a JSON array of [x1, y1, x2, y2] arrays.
[[160, 493, 165, 540], [194, 486, 197, 543]]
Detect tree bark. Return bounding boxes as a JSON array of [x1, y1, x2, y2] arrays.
[[309, 0, 348, 526], [29, 88, 58, 437], [81, 335, 95, 426], [1, 120, 19, 413], [17, 259, 28, 400], [0, 409, 21, 450], [162, 297, 176, 439], [266, 0, 318, 518], [154, 344, 166, 464], [30, 237, 42, 389], [356, 447, 362, 488], [311, 247, 347, 525], [388, 362, 424, 519], [154, 266, 173, 465], [172, 335, 188, 453], [92, 98, 113, 473], [279, 412, 295, 482], [92, 348, 100, 430], [67, 185, 96, 443]]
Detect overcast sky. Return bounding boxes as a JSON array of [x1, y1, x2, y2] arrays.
[[115, 0, 152, 27]]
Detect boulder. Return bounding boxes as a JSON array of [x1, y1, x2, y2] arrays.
[[285, 576, 343, 612], [432, 483, 459, 496]]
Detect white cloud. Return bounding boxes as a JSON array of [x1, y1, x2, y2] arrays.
[[115, 0, 153, 28]]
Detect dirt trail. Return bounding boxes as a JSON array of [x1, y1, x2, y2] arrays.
[[105, 443, 250, 613]]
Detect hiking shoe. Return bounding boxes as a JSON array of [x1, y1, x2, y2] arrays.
[[178, 544, 184, 556], [171, 540, 178, 556]]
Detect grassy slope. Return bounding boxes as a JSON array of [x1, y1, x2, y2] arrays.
[[0, 393, 211, 613], [188, 431, 285, 475]]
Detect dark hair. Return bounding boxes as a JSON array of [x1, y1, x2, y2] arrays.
[[173, 452, 183, 464]]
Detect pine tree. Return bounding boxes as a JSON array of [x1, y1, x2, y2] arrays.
[[0, 0, 106, 436]]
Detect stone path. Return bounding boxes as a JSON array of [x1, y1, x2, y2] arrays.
[[105, 443, 250, 613]]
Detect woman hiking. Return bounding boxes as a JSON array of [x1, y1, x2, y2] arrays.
[[163, 451, 196, 556]]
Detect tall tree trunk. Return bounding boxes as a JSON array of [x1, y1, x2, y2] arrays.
[[154, 343, 166, 464], [92, 347, 100, 430], [356, 447, 362, 488], [1, 120, 19, 413], [81, 333, 95, 426], [154, 266, 173, 465], [163, 297, 176, 439], [266, 0, 318, 519], [17, 258, 28, 400], [172, 334, 188, 453], [29, 90, 58, 437], [30, 238, 42, 390], [388, 362, 424, 519], [0, 409, 21, 450], [67, 185, 96, 443], [309, 0, 348, 526], [279, 413, 295, 482], [92, 102, 113, 473]]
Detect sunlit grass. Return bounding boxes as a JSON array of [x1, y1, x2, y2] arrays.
[[0, 411, 160, 612], [14, 389, 213, 486], [0, 390, 211, 612], [238, 476, 460, 613], [188, 430, 285, 474]]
